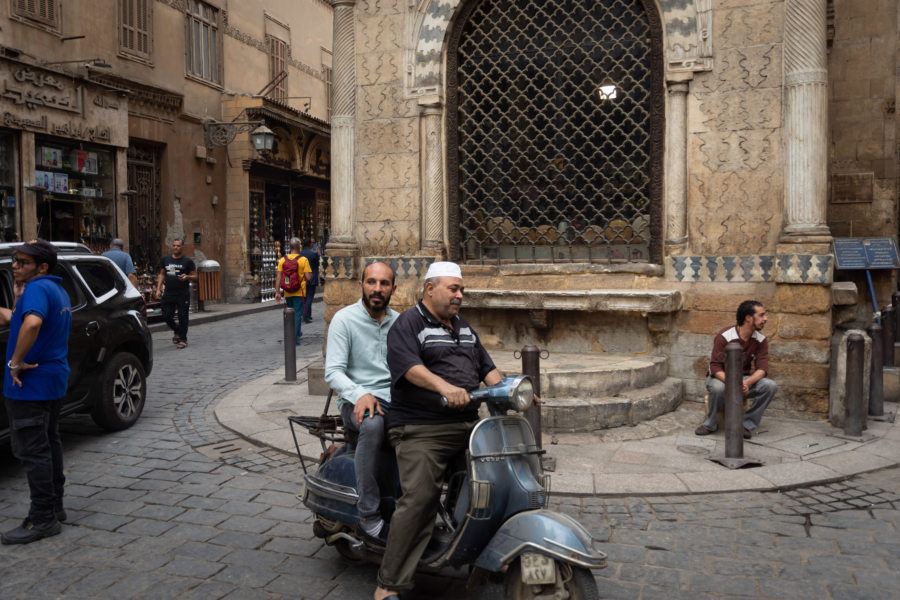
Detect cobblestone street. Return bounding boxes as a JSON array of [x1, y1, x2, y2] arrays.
[[1, 310, 900, 599]]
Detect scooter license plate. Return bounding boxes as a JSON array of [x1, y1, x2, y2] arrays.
[[520, 552, 555, 585]]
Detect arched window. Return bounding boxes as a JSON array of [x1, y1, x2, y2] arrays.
[[447, 0, 663, 264]]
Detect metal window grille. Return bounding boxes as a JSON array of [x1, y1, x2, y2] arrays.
[[185, 0, 219, 84], [452, 0, 661, 264], [120, 0, 152, 58], [268, 36, 289, 103], [14, 0, 58, 27]]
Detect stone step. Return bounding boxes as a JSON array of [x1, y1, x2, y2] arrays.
[[492, 352, 668, 398], [539, 377, 683, 433]]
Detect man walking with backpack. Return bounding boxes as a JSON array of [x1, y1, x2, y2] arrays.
[[275, 237, 311, 344]]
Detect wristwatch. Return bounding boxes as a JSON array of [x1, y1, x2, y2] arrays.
[[7, 360, 21, 371]]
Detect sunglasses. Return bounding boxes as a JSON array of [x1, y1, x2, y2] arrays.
[[11, 257, 35, 266]]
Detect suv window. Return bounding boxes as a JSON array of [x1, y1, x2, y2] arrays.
[[75, 262, 119, 300], [51, 265, 84, 308], [0, 270, 13, 310]]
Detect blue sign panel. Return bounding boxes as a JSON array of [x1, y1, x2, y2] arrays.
[[834, 237, 900, 270]]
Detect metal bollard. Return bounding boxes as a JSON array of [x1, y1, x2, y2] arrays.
[[724, 342, 744, 459], [868, 322, 884, 417], [844, 332, 865, 437], [283, 307, 297, 382], [883, 305, 895, 366], [520, 344, 543, 449]]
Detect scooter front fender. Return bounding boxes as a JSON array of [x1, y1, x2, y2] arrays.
[[474, 509, 607, 572]]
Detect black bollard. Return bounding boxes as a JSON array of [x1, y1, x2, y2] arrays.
[[520, 344, 542, 449], [284, 307, 297, 382], [724, 342, 744, 459], [868, 322, 884, 417], [883, 305, 895, 366], [844, 332, 865, 437]]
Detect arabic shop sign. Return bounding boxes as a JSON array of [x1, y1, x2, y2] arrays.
[[0, 63, 127, 147]]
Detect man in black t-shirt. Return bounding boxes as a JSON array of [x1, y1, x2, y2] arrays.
[[374, 262, 501, 600], [299, 237, 320, 323], [155, 239, 196, 349]]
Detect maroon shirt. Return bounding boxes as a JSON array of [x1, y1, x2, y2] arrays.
[[708, 326, 769, 378]]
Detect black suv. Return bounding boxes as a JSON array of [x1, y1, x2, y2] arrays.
[[0, 242, 153, 440]]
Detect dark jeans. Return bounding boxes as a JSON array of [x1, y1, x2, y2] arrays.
[[303, 284, 317, 320], [284, 296, 303, 342], [162, 296, 190, 341], [5, 397, 65, 524]]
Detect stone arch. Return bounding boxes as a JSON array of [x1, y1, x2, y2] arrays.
[[442, 0, 666, 263], [408, 0, 713, 97]]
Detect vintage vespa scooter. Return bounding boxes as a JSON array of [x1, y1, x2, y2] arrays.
[[290, 375, 607, 598]]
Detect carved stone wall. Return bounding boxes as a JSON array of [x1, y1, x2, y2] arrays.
[[688, 1, 784, 255], [355, 1, 421, 255]]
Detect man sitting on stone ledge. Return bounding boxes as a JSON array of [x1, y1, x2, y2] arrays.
[[695, 300, 777, 440]]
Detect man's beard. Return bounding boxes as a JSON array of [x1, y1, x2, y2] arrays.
[[362, 290, 390, 313]]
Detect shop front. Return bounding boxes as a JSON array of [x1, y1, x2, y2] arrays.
[[240, 105, 330, 302], [0, 57, 128, 247]]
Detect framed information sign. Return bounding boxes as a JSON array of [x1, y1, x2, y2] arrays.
[[833, 237, 900, 323]]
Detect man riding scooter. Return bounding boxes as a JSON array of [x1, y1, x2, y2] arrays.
[[324, 262, 398, 546], [375, 261, 502, 600]]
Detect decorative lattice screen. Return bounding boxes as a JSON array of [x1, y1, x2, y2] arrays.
[[456, 0, 655, 263]]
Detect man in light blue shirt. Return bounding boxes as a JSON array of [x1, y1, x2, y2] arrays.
[[102, 239, 138, 287], [325, 261, 398, 546]]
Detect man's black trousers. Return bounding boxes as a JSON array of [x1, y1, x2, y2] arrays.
[[162, 296, 190, 340], [5, 397, 65, 524]]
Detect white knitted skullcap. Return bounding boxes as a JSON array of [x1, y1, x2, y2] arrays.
[[424, 261, 462, 280]]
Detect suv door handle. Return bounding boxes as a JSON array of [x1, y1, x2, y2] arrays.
[[85, 321, 99, 336]]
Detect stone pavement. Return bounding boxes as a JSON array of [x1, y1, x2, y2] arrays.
[[217, 351, 900, 496], [1, 308, 899, 599]]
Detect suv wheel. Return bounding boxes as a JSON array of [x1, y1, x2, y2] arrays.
[[91, 352, 146, 430]]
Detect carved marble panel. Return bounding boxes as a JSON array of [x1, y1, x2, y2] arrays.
[[360, 51, 403, 86], [689, 170, 782, 255], [693, 128, 780, 174], [693, 45, 781, 94], [360, 83, 418, 119], [358, 153, 419, 189], [358, 0, 405, 16], [358, 117, 418, 155], [695, 89, 782, 133], [357, 187, 419, 221], [717, 3, 783, 48], [356, 219, 420, 254], [359, 15, 403, 53]]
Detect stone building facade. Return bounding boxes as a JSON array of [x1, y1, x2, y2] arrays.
[[0, 0, 333, 301], [324, 0, 899, 419]]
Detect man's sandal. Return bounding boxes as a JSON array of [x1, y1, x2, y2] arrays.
[[172, 336, 180, 345], [176, 341, 187, 349]]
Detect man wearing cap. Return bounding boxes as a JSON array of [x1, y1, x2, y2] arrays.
[[103, 238, 139, 287], [325, 261, 398, 547], [0, 239, 72, 544], [375, 262, 501, 600]]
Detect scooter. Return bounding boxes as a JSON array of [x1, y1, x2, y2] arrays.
[[290, 375, 607, 598]]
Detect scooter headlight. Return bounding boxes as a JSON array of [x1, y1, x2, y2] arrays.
[[510, 376, 534, 412]]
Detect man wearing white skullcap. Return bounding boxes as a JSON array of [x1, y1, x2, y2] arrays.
[[374, 261, 501, 599]]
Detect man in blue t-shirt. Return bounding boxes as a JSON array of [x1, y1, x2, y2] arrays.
[[102, 238, 138, 287], [0, 239, 72, 545]]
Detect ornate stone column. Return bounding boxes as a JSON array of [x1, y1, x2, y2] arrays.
[[420, 99, 444, 252], [664, 77, 691, 248], [329, 0, 358, 251], [783, 0, 830, 237]]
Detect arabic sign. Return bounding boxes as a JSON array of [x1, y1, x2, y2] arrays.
[[0, 63, 127, 147], [833, 237, 900, 270]]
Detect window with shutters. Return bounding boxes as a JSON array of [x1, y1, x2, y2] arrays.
[[267, 36, 289, 103], [12, 0, 59, 28], [324, 66, 332, 120], [119, 0, 152, 60], [185, 0, 220, 85]]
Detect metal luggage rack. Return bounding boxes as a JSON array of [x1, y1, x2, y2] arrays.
[[288, 390, 349, 474]]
